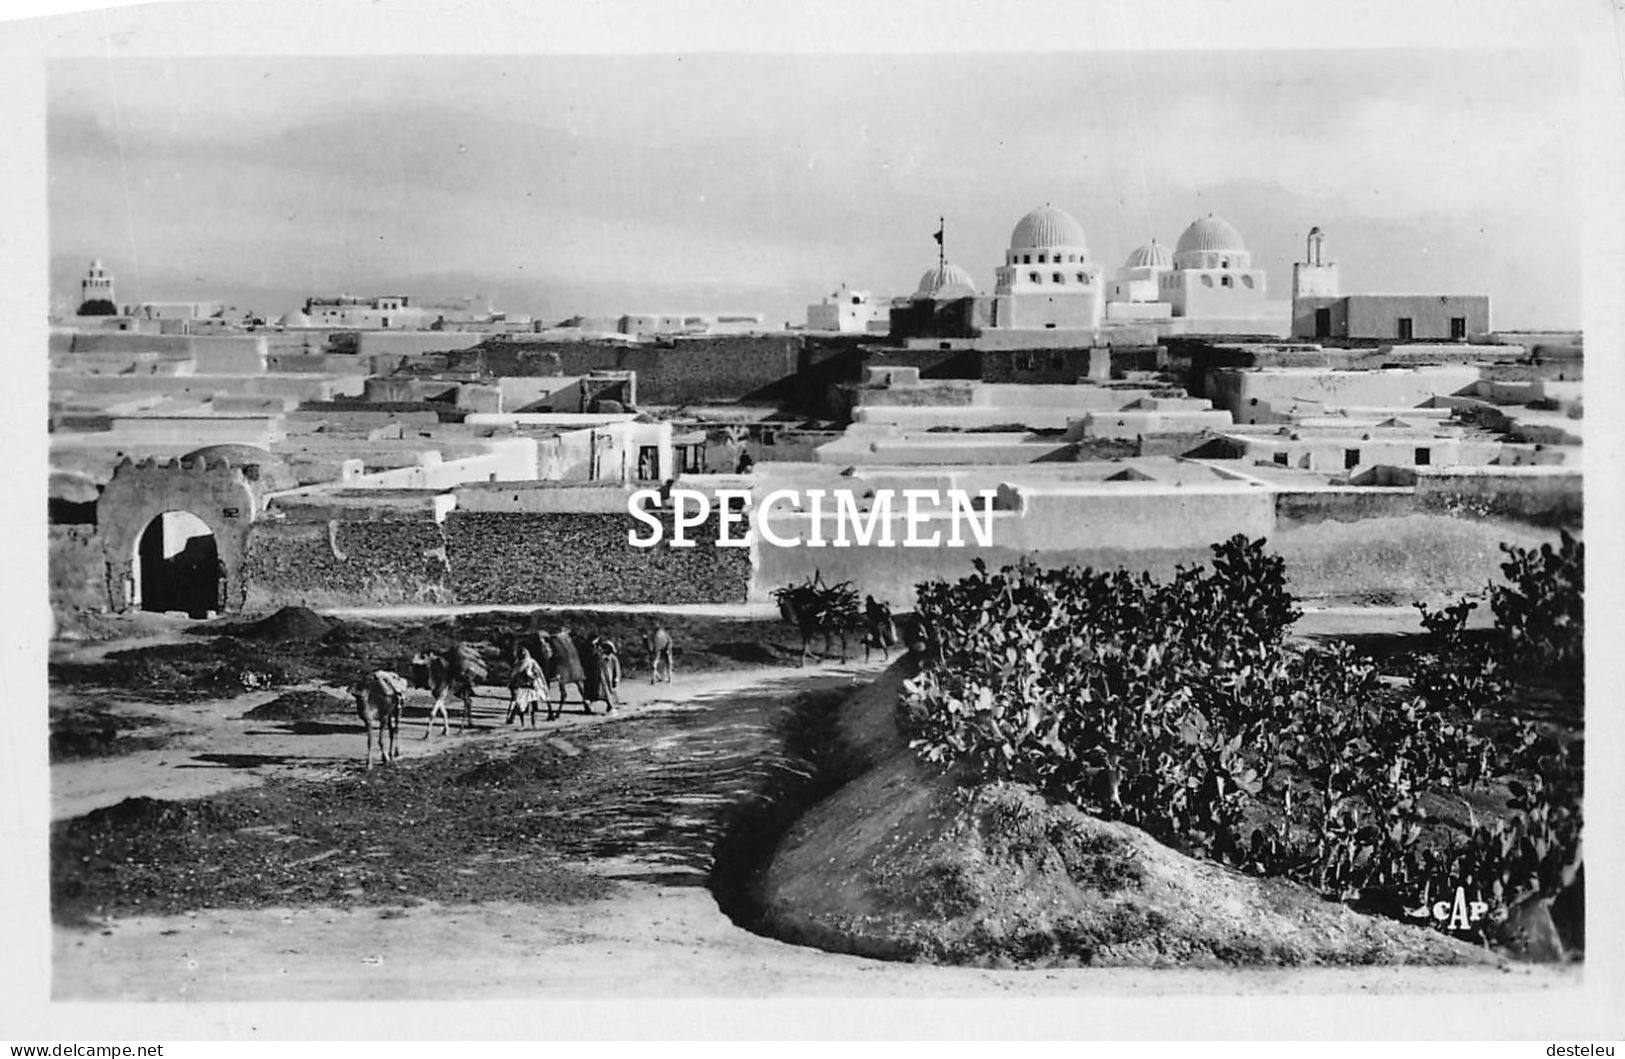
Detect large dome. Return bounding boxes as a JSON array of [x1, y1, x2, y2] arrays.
[[1124, 241, 1173, 269], [914, 262, 979, 300], [1009, 205, 1089, 250], [1175, 215, 1247, 256]]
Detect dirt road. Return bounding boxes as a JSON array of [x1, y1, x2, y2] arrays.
[[43, 615, 1597, 1032]]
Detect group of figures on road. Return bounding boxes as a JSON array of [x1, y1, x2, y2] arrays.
[[349, 624, 677, 770], [351, 583, 902, 770]]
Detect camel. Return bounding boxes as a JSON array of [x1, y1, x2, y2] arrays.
[[353, 669, 407, 770], [774, 572, 860, 666], [643, 626, 675, 683], [410, 643, 488, 736]]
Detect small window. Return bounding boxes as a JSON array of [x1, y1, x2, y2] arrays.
[[1053, 272, 1064, 284], [1221, 276, 1232, 288], [1023, 254, 1032, 264], [1038, 253, 1047, 263], [1344, 448, 1360, 470], [1029, 272, 1041, 284], [1201, 275, 1214, 288], [1450, 317, 1467, 340], [1397, 317, 1414, 340], [1273, 451, 1289, 466], [1415, 447, 1432, 466], [1077, 273, 1087, 283]]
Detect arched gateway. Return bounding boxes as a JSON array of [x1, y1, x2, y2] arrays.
[[95, 446, 289, 615]]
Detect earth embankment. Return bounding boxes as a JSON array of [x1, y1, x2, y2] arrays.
[[754, 659, 1498, 968]]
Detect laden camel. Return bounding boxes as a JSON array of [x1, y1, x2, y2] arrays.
[[409, 643, 488, 736], [353, 669, 407, 770], [774, 572, 861, 666]]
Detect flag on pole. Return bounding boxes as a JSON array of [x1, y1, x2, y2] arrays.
[[933, 218, 944, 246]]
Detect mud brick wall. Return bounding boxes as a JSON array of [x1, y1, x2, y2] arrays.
[[1415, 473, 1583, 529], [862, 346, 985, 379], [980, 348, 1100, 385], [50, 525, 109, 612], [444, 511, 751, 605], [480, 334, 868, 411], [242, 519, 452, 608], [1275, 489, 1421, 526]]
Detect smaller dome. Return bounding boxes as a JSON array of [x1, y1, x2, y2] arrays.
[[180, 444, 297, 491], [1010, 205, 1089, 250], [1175, 215, 1247, 256], [277, 309, 312, 328], [1124, 241, 1173, 269], [914, 263, 978, 300]]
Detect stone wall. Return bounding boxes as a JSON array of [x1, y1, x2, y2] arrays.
[[236, 510, 752, 607], [241, 518, 452, 609], [1415, 470, 1583, 528], [443, 511, 751, 605]]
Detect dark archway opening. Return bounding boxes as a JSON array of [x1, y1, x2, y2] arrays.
[[135, 512, 221, 619]]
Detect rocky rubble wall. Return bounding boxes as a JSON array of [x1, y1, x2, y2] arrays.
[[442, 511, 751, 605], [241, 519, 452, 608]]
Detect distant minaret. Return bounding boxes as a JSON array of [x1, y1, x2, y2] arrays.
[[1291, 227, 1340, 300], [78, 259, 117, 313]]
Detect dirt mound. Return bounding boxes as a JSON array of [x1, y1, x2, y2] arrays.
[[76, 796, 226, 833], [49, 709, 169, 762], [319, 623, 361, 645], [450, 751, 569, 789], [239, 606, 335, 643], [754, 662, 1499, 969], [242, 690, 354, 721]]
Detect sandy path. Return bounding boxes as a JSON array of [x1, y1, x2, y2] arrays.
[[54, 894, 1581, 1005]]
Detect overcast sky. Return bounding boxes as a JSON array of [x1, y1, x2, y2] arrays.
[[47, 50, 1579, 328]]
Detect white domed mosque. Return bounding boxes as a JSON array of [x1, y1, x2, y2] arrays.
[[1158, 214, 1284, 329], [913, 262, 979, 301], [1106, 239, 1175, 321], [991, 205, 1105, 331]]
